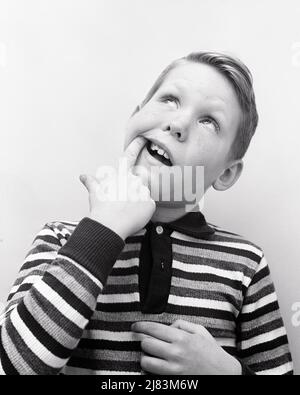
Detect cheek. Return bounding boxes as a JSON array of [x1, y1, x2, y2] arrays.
[[186, 134, 224, 165], [184, 136, 227, 188]]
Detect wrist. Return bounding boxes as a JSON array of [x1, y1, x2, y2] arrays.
[[88, 214, 128, 241]]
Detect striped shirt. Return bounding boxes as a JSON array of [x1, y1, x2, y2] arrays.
[[0, 215, 293, 375]]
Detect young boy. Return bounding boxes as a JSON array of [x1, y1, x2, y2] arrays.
[[0, 52, 293, 375]]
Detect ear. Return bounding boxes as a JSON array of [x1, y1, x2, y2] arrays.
[[213, 160, 244, 191]]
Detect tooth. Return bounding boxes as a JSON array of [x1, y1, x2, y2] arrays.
[[158, 149, 164, 155], [163, 152, 169, 159]]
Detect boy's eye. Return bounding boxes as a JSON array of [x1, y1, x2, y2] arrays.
[[160, 95, 179, 106], [199, 117, 220, 132]]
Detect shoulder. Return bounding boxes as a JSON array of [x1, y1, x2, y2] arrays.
[[208, 223, 264, 258], [208, 223, 263, 255], [207, 222, 264, 270]]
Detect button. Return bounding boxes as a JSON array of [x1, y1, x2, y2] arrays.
[[160, 262, 165, 270], [156, 225, 164, 235]]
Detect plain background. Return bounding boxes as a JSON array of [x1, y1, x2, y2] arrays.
[[0, 0, 299, 374]]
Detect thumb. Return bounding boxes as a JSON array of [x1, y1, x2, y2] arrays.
[[123, 136, 147, 170], [79, 174, 98, 193]]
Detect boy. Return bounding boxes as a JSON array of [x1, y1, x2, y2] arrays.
[[0, 52, 293, 375]]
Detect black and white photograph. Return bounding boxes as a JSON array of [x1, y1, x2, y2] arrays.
[[0, 0, 299, 378]]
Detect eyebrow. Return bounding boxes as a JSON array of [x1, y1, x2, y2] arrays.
[[160, 83, 229, 125]]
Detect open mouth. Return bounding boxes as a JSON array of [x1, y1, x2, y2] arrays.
[[146, 140, 173, 167]]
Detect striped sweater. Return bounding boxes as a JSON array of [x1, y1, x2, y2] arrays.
[[0, 215, 293, 375]]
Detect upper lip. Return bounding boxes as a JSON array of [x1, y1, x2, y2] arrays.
[[146, 137, 174, 165]]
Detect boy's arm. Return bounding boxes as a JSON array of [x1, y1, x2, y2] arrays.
[[236, 255, 293, 375], [0, 217, 124, 375]]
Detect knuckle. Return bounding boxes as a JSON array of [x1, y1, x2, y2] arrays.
[[177, 330, 187, 341], [173, 319, 184, 326], [171, 346, 183, 361], [170, 363, 182, 375], [140, 338, 150, 351]]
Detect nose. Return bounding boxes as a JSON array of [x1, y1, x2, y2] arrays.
[[163, 115, 189, 141]]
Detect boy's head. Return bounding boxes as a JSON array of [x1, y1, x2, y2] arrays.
[[124, 51, 258, 208]]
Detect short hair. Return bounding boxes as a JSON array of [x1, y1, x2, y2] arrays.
[[139, 51, 259, 160]]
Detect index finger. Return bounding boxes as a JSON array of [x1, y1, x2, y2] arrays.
[[122, 136, 147, 169], [131, 321, 184, 343]]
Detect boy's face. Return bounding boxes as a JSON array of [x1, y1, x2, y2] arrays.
[[124, 61, 242, 207]]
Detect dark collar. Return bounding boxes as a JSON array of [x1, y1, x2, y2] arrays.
[[146, 211, 215, 239]]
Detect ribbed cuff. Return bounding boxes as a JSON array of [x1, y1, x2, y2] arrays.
[[59, 217, 125, 285]]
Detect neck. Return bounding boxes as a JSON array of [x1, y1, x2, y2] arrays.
[[150, 202, 200, 223]]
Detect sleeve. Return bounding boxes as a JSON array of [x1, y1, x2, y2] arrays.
[[0, 217, 125, 375], [236, 255, 293, 375]]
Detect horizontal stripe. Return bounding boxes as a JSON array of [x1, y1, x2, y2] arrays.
[[24, 291, 79, 348], [23, 251, 58, 264], [82, 330, 135, 341], [172, 240, 262, 263], [34, 281, 88, 327], [86, 315, 236, 333], [42, 272, 93, 320], [10, 308, 67, 369], [17, 301, 72, 360], [168, 294, 237, 314], [173, 260, 249, 284], [10, 275, 40, 295], [21, 259, 54, 272], [241, 318, 284, 341], [241, 327, 287, 350], [239, 301, 280, 323], [170, 286, 241, 311], [78, 339, 140, 352], [257, 361, 293, 376], [73, 348, 140, 362], [62, 365, 141, 375], [0, 325, 20, 375], [57, 255, 103, 289], [242, 292, 278, 314], [172, 232, 263, 257], [98, 293, 140, 304], [172, 268, 243, 292], [67, 356, 140, 372], [240, 335, 288, 358], [173, 252, 256, 279], [106, 274, 139, 285], [249, 353, 292, 372], [31, 287, 83, 339]]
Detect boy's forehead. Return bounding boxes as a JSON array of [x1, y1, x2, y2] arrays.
[[160, 62, 237, 105]]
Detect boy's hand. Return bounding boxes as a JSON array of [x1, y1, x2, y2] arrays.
[[80, 136, 156, 240], [131, 320, 242, 375]]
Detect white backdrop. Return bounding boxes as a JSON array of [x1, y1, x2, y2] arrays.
[[0, 0, 299, 374]]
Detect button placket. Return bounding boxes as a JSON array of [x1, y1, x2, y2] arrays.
[[139, 222, 173, 314]]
